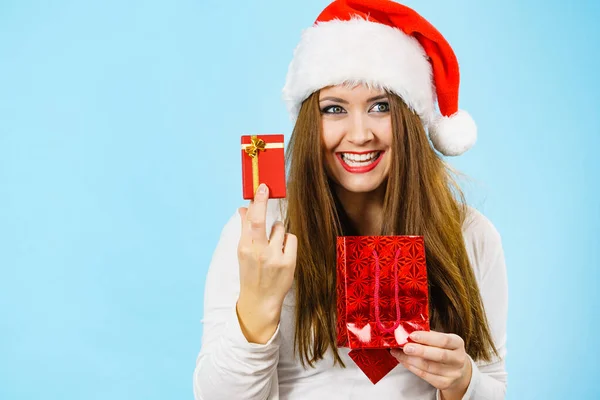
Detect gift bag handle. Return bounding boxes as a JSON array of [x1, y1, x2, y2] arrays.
[[373, 248, 402, 334]]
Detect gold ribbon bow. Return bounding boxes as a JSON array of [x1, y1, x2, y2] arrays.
[[244, 136, 266, 159]]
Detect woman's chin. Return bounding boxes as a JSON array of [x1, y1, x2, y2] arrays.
[[334, 178, 386, 195]]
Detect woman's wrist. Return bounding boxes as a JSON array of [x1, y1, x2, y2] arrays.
[[440, 357, 473, 400], [236, 293, 282, 344]]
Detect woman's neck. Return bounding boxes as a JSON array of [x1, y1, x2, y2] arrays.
[[335, 184, 386, 236]]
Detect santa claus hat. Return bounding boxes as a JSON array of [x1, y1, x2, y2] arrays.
[[282, 0, 477, 156]]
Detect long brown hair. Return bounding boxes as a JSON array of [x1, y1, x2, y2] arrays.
[[283, 88, 498, 368]]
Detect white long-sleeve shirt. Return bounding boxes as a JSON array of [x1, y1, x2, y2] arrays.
[[194, 200, 508, 399]]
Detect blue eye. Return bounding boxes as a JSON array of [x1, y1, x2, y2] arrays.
[[371, 102, 390, 112], [321, 105, 346, 114]]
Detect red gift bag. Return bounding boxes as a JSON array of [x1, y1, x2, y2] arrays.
[[336, 235, 430, 384]]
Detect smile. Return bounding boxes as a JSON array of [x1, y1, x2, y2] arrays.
[[336, 151, 384, 173]]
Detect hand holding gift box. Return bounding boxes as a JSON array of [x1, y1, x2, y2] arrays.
[[241, 134, 286, 199], [336, 235, 431, 384]]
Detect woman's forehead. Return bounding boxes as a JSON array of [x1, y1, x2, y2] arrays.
[[319, 83, 387, 99]]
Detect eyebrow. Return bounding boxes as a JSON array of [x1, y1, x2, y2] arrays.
[[319, 94, 388, 104]]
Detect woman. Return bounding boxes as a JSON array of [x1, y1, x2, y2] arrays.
[[194, 1, 508, 399]]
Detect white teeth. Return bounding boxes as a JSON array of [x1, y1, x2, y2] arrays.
[[342, 151, 379, 162], [341, 151, 381, 166]]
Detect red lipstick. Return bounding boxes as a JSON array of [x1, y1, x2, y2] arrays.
[[336, 151, 384, 174]]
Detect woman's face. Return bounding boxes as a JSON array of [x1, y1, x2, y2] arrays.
[[319, 84, 393, 194]]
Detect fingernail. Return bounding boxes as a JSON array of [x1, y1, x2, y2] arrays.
[[404, 345, 415, 354], [391, 349, 403, 357], [410, 332, 420, 341], [257, 183, 268, 195]]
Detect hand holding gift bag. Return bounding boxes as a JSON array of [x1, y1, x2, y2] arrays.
[[337, 235, 431, 384]]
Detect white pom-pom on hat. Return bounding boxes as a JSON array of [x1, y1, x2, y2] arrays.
[[429, 110, 477, 157]]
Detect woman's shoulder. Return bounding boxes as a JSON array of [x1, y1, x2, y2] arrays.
[[461, 206, 505, 280], [462, 206, 502, 242]]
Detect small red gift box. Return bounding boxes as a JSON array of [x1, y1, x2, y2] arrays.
[[241, 134, 286, 199], [336, 235, 430, 384]]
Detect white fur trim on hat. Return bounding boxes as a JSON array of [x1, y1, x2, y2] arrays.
[[429, 110, 477, 156], [282, 18, 435, 126]]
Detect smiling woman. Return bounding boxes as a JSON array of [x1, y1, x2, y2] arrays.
[[194, 1, 508, 399], [319, 86, 393, 195]]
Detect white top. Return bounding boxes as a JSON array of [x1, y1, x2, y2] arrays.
[[194, 200, 508, 400]]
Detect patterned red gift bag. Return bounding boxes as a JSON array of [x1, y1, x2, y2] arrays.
[[336, 235, 431, 384]]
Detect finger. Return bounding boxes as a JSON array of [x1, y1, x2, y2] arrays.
[[282, 233, 297, 262], [391, 351, 454, 376], [239, 207, 247, 221], [268, 221, 286, 252], [402, 343, 462, 365], [409, 331, 464, 350], [246, 184, 269, 247], [238, 207, 252, 247], [239, 207, 256, 237], [400, 361, 456, 391]]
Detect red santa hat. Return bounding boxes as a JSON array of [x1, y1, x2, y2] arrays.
[[282, 0, 477, 156]]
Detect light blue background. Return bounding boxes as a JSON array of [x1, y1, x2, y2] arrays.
[[1, 0, 598, 399]]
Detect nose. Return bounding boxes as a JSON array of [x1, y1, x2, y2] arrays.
[[346, 112, 374, 145]]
